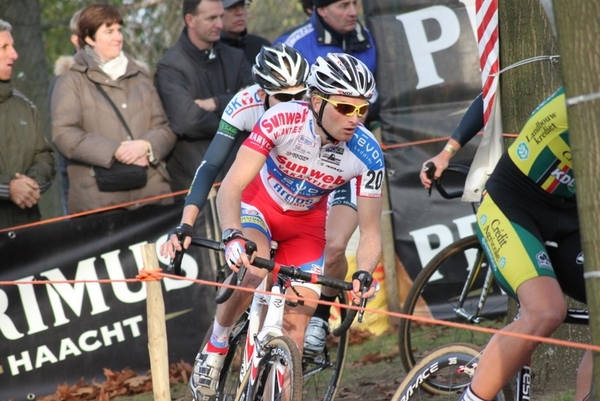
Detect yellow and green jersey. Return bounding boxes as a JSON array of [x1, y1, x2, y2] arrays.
[[507, 87, 574, 198]]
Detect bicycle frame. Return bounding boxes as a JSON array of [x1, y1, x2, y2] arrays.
[[453, 249, 495, 323], [237, 275, 291, 400]]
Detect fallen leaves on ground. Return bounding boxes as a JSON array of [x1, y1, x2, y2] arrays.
[[37, 361, 192, 401]]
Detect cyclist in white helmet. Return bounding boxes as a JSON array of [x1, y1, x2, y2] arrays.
[[162, 43, 310, 255], [180, 53, 384, 401]]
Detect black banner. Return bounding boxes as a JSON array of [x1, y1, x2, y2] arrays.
[[365, 0, 483, 281], [0, 201, 218, 401]]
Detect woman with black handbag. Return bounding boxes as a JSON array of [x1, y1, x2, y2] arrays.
[[50, 3, 176, 214]]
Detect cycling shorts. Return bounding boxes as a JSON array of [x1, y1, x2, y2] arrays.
[[476, 170, 585, 303], [328, 179, 357, 211], [241, 179, 328, 295]]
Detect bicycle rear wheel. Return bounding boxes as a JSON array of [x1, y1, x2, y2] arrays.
[[391, 343, 513, 401], [302, 291, 349, 401], [398, 235, 507, 393]]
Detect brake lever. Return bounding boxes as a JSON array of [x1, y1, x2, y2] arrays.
[[355, 273, 373, 324], [423, 161, 436, 197], [236, 240, 257, 284], [168, 250, 183, 276]]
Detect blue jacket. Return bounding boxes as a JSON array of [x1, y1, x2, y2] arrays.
[[274, 12, 377, 74]]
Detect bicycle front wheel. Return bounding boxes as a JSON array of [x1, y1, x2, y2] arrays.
[[398, 235, 507, 392], [302, 290, 349, 401], [238, 335, 303, 401], [391, 343, 513, 401]]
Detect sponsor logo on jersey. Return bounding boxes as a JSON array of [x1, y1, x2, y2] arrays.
[[217, 120, 238, 138], [482, 219, 508, 264], [260, 109, 309, 134], [240, 91, 255, 106], [248, 132, 272, 152], [322, 152, 341, 166], [550, 168, 575, 189], [324, 146, 344, 155], [536, 251, 553, 269], [525, 112, 557, 145], [286, 152, 309, 161], [267, 176, 319, 208], [275, 155, 346, 188], [225, 90, 261, 116], [310, 264, 323, 275], [299, 135, 316, 148], [576, 252, 584, 265], [516, 142, 529, 160], [353, 132, 384, 169], [479, 214, 488, 225]]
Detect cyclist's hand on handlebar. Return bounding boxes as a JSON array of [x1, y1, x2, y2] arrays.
[[225, 237, 255, 272], [160, 223, 194, 259], [420, 154, 451, 189], [350, 270, 378, 303]]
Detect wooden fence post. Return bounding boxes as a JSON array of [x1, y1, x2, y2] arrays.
[[140, 243, 171, 401]]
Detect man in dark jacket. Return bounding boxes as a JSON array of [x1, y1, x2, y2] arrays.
[[0, 19, 55, 230], [155, 0, 254, 192], [220, 0, 270, 64]]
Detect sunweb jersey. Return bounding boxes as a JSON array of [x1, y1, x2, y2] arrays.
[[243, 101, 384, 212]]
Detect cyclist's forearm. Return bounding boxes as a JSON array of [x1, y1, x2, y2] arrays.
[[355, 232, 382, 274], [180, 205, 200, 227]]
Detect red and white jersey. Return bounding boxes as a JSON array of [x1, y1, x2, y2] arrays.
[[243, 101, 385, 212], [221, 84, 265, 132]]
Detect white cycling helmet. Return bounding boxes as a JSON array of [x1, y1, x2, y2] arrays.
[[252, 44, 309, 92], [307, 53, 376, 99]]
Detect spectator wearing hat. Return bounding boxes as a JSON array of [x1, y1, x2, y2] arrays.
[[273, 0, 376, 74], [220, 0, 270, 64]]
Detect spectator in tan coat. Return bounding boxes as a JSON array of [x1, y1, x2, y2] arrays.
[[51, 4, 176, 214]]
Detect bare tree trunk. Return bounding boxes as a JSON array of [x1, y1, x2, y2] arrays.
[[552, 1, 600, 397], [0, 0, 63, 219], [499, 0, 590, 394]]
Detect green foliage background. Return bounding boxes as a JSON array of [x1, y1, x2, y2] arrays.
[[40, 0, 308, 76]]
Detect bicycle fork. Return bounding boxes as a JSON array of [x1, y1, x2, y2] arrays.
[[240, 279, 287, 397]]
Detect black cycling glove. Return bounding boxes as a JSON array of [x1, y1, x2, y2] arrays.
[[171, 223, 194, 244]]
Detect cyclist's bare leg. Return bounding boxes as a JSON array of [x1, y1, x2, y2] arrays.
[[470, 276, 566, 400], [574, 349, 592, 401], [322, 204, 357, 297], [215, 227, 271, 328], [283, 286, 319, 353]]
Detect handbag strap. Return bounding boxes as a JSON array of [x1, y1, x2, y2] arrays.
[[94, 82, 133, 140]]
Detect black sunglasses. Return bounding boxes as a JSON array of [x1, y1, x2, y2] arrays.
[[269, 89, 308, 102]]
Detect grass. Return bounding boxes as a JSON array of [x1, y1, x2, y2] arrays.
[[112, 328, 577, 401]]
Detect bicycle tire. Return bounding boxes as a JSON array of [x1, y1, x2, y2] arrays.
[[302, 291, 349, 401], [398, 235, 508, 393], [235, 335, 303, 401], [391, 343, 513, 401]]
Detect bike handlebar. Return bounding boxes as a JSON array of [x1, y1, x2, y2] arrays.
[[167, 236, 364, 335], [424, 162, 470, 200]]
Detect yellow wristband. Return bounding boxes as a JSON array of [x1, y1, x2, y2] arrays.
[[444, 143, 457, 156]]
